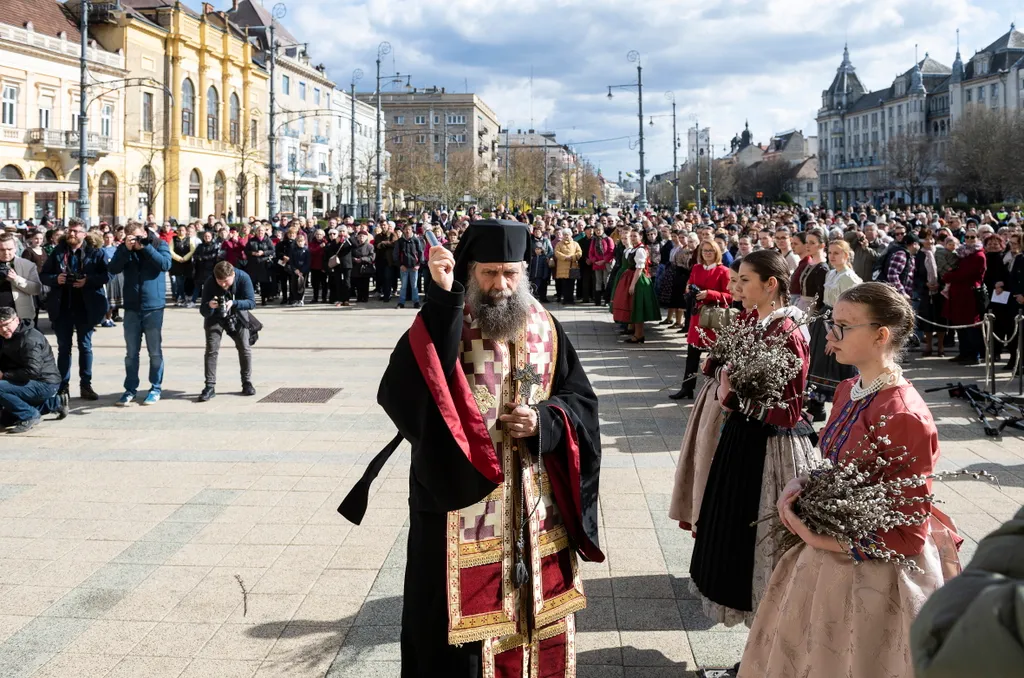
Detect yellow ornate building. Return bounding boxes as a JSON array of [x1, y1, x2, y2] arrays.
[[91, 0, 269, 223], [0, 1, 127, 225]]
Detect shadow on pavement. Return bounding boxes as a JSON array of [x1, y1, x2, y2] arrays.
[[244, 573, 731, 675]]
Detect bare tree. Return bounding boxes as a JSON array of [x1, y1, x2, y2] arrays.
[[232, 116, 264, 221], [885, 134, 938, 204], [941, 107, 1024, 204]]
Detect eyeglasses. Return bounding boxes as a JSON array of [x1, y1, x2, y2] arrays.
[[966, 235, 978, 240], [824, 319, 881, 341]]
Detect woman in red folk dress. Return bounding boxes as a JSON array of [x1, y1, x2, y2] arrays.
[[739, 282, 962, 678], [671, 240, 731, 400]]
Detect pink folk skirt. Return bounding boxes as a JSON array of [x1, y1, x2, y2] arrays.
[[738, 514, 963, 678]]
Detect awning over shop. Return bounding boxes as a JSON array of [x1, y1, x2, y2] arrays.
[[0, 180, 80, 193]]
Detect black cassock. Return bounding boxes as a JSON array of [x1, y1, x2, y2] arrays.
[[339, 282, 602, 677]]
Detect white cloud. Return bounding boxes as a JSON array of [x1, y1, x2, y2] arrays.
[[223, 0, 1021, 178]]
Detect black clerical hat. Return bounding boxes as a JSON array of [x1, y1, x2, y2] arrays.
[[452, 219, 531, 285]]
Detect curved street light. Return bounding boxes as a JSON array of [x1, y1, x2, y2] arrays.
[[604, 51, 646, 208]]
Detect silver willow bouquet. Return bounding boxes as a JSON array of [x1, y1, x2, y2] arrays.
[[759, 415, 934, 571], [698, 311, 805, 409]]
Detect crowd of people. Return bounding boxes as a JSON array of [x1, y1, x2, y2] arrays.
[[0, 202, 1020, 674]]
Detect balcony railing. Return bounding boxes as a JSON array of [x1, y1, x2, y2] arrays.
[[311, 135, 329, 145], [281, 128, 300, 139], [28, 128, 113, 155]]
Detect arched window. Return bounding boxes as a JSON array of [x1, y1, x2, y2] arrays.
[[229, 93, 240, 145], [139, 165, 155, 214], [181, 78, 195, 137], [34, 168, 58, 221], [214, 171, 225, 218], [0, 165, 23, 180], [189, 169, 201, 219], [206, 86, 219, 141], [98, 171, 117, 225]]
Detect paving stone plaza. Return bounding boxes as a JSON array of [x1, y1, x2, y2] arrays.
[[0, 302, 1020, 678]]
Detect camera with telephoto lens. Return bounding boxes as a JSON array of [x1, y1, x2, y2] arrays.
[[684, 284, 702, 311], [133, 233, 152, 247], [0, 262, 10, 279]]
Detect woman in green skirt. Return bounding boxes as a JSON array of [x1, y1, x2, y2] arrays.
[[612, 229, 661, 343]]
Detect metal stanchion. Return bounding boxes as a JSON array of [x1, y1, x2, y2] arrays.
[[1017, 313, 1024, 396], [985, 313, 996, 395]]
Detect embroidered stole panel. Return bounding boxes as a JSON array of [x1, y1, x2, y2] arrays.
[[448, 298, 586, 676]]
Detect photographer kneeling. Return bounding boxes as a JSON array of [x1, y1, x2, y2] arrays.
[[198, 261, 258, 402], [0, 306, 67, 433]]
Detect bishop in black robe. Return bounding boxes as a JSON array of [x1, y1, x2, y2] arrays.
[[340, 220, 603, 678]]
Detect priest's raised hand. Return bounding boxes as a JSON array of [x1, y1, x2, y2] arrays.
[[428, 246, 455, 292]]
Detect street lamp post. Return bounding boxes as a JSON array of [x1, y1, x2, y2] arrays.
[[606, 50, 647, 209], [708, 143, 715, 210], [77, 0, 90, 223], [349, 68, 362, 218], [374, 42, 390, 218], [649, 92, 679, 213], [503, 120, 513, 208], [692, 118, 703, 213]]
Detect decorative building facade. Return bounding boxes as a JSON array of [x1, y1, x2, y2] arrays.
[[88, 0, 269, 223], [0, 1, 127, 225], [330, 86, 381, 218], [227, 0, 338, 220], [817, 25, 1024, 209], [360, 86, 501, 187]]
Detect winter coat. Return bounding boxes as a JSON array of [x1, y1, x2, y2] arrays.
[[943, 248, 986, 325], [553, 239, 582, 280], [686, 263, 732, 347], [529, 236, 553, 280], [107, 238, 173, 313], [0, 321, 60, 385], [39, 242, 110, 326], [244, 236, 275, 284], [192, 242, 221, 283], [351, 243, 376, 278]]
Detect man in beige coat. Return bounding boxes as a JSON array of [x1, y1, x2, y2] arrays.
[[0, 233, 42, 327]]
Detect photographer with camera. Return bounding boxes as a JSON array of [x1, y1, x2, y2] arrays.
[[198, 261, 257, 402], [107, 223, 172, 406], [39, 218, 109, 400], [0, 232, 42, 326]]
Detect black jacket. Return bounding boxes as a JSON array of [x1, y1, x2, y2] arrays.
[[192, 242, 221, 282], [0, 322, 60, 385], [395, 236, 424, 268], [39, 242, 110, 326]]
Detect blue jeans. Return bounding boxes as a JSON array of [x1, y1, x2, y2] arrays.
[[400, 268, 420, 304], [54, 314, 94, 390], [123, 308, 165, 395], [0, 380, 59, 422], [171, 275, 186, 302]]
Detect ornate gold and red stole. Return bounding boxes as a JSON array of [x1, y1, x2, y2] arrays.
[[448, 297, 586, 677]]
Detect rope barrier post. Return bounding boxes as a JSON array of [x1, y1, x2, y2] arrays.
[[1017, 313, 1024, 396], [985, 313, 997, 395]]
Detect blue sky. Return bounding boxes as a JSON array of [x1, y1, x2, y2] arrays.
[[220, 0, 1020, 180]]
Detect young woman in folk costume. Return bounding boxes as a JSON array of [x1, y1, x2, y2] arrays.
[[800, 228, 842, 422], [668, 258, 741, 533], [739, 282, 962, 678], [670, 240, 732, 400], [612, 229, 662, 343], [689, 249, 819, 627]]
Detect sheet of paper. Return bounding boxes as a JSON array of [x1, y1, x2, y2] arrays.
[[991, 290, 1010, 305]]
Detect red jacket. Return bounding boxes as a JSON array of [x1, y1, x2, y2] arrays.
[[309, 238, 326, 270], [943, 249, 986, 324], [686, 264, 732, 347], [589, 236, 615, 270]]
